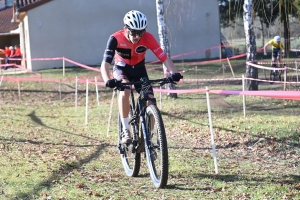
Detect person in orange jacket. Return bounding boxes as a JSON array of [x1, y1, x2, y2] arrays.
[[10, 45, 22, 58], [0, 46, 10, 63]]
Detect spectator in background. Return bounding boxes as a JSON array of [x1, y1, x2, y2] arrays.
[[0, 45, 12, 70], [10, 45, 22, 59], [9, 46, 14, 57]]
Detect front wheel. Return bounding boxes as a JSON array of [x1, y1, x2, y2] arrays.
[[118, 105, 140, 177], [144, 105, 168, 188], [270, 70, 275, 84]]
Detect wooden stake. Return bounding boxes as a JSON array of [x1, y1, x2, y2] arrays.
[[226, 57, 235, 77]]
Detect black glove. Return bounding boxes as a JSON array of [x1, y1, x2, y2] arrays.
[[168, 73, 183, 82], [105, 79, 119, 88]]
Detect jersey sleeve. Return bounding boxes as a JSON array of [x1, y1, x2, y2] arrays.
[[268, 39, 274, 45], [102, 36, 117, 64], [147, 33, 168, 62], [280, 42, 284, 49]]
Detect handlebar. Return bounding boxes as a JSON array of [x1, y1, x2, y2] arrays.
[[114, 76, 183, 91]]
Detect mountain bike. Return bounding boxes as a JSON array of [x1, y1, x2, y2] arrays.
[[115, 76, 181, 188], [269, 63, 281, 84], [269, 54, 286, 84]]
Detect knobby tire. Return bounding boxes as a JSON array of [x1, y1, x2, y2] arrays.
[[144, 104, 169, 188]]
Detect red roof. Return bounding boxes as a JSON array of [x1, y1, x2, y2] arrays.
[[0, 7, 19, 33]]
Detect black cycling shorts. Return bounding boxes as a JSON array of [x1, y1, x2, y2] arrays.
[[113, 62, 154, 95], [272, 48, 281, 58]]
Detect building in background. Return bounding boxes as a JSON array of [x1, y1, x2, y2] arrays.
[[0, 0, 19, 49], [12, 0, 221, 71]]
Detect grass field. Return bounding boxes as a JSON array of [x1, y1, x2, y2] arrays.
[[0, 59, 299, 199]]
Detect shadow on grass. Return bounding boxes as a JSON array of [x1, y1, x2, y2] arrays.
[[0, 110, 116, 148], [12, 143, 110, 199], [163, 109, 299, 150], [0, 110, 117, 198], [27, 110, 101, 142]]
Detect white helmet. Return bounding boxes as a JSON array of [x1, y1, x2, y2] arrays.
[[274, 36, 281, 42], [123, 10, 147, 30]]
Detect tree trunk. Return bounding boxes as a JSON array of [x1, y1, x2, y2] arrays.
[[156, 0, 177, 98], [279, 0, 290, 56], [243, 0, 258, 90], [283, 14, 290, 54]]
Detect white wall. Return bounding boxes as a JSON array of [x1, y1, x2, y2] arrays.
[[6, 0, 13, 7], [0, 0, 13, 8], [0, 0, 5, 9], [23, 0, 221, 71]]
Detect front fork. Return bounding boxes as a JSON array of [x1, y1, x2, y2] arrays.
[[138, 99, 150, 150]]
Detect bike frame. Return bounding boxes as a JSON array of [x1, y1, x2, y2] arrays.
[[123, 78, 164, 152], [136, 88, 154, 152]]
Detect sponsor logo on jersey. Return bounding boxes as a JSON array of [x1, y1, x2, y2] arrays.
[[120, 44, 127, 47], [136, 46, 147, 54], [118, 52, 130, 57], [116, 48, 131, 59]]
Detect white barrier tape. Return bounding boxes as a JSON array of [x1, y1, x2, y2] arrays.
[[257, 61, 295, 65], [245, 77, 300, 84], [247, 61, 300, 72], [246, 61, 286, 71], [183, 78, 242, 82], [286, 66, 300, 72], [290, 49, 300, 52]]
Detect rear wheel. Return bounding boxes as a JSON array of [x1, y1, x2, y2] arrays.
[[118, 102, 140, 177], [144, 105, 168, 188]]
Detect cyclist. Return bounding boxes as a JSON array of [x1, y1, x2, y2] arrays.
[[100, 10, 181, 144], [263, 35, 285, 65]]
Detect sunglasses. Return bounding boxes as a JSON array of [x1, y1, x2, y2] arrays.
[[128, 29, 145, 37]]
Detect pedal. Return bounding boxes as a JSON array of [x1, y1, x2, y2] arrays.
[[118, 143, 125, 154], [151, 150, 157, 161]]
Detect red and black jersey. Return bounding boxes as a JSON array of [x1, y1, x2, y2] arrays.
[[102, 29, 167, 66]]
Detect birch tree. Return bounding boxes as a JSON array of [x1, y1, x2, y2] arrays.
[[156, 0, 177, 98], [243, 0, 258, 90]]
